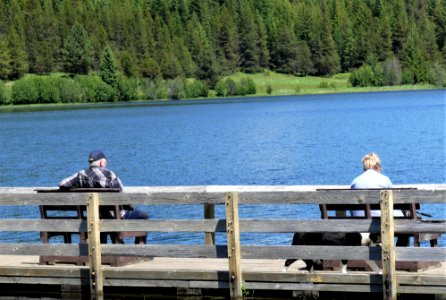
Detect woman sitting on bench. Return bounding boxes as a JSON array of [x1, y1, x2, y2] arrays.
[[350, 152, 409, 246]]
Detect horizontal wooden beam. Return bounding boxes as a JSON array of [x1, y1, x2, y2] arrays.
[[0, 187, 445, 205], [1, 266, 444, 287], [0, 244, 88, 256], [0, 219, 444, 234]]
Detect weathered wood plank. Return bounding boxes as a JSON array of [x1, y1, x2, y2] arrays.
[[104, 278, 229, 289], [0, 219, 87, 232], [1, 189, 444, 205], [396, 247, 446, 262], [101, 219, 226, 232], [101, 244, 228, 258], [243, 282, 382, 293], [398, 286, 446, 294], [0, 193, 87, 205], [1, 266, 444, 288], [240, 245, 383, 260], [1, 219, 443, 234], [0, 244, 87, 256], [0, 277, 87, 285], [0, 244, 443, 262], [1, 184, 444, 194]]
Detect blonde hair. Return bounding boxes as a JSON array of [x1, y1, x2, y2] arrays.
[[361, 153, 382, 171]]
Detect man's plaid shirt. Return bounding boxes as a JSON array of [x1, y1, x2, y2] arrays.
[[59, 166, 123, 190]]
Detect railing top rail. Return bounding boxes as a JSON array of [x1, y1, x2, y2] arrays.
[[1, 184, 445, 194], [0, 185, 444, 205]]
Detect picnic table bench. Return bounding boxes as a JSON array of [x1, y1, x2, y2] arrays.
[[36, 188, 147, 266], [319, 198, 441, 271]]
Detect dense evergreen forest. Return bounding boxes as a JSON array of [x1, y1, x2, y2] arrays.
[[0, 0, 445, 104]]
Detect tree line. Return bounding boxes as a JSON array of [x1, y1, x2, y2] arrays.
[[0, 0, 445, 104]]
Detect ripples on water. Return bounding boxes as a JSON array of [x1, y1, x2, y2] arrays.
[[0, 90, 445, 245]]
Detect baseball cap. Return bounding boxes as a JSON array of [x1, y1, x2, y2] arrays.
[[88, 150, 106, 162]]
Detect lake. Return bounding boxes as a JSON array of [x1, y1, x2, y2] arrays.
[[0, 90, 445, 245]]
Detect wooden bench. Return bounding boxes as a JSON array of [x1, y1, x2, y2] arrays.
[[36, 188, 147, 266], [319, 202, 441, 271]]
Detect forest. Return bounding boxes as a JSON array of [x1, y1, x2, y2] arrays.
[[0, 0, 445, 104]]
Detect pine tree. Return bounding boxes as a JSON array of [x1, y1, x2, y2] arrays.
[[351, 1, 374, 66], [430, 0, 446, 60], [238, 2, 261, 73], [62, 23, 94, 74], [186, 14, 218, 85], [215, 4, 239, 74], [256, 13, 270, 69], [7, 29, 28, 80], [391, 0, 410, 58], [333, 0, 355, 71], [100, 46, 119, 86], [375, 3, 393, 61], [0, 36, 12, 80], [308, 2, 340, 75]]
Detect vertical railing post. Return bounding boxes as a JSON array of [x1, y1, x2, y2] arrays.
[[87, 193, 104, 300], [380, 190, 397, 300], [204, 203, 215, 245], [225, 192, 242, 299]]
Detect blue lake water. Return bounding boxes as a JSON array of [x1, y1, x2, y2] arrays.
[[0, 90, 445, 245]]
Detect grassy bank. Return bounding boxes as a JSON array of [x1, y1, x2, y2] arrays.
[[0, 71, 440, 113], [222, 71, 438, 97]]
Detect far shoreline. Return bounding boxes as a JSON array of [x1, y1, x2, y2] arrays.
[[0, 86, 443, 114]]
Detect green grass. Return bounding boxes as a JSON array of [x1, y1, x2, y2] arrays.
[[1, 71, 439, 110], [223, 71, 437, 96], [224, 71, 347, 95]]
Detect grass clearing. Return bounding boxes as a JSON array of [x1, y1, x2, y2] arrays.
[[224, 71, 437, 96]]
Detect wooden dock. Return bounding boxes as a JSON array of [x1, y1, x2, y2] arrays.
[[0, 185, 445, 299]]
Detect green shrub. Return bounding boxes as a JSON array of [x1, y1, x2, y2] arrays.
[[382, 57, 402, 86], [237, 78, 256, 95], [349, 64, 374, 87], [34, 76, 61, 103], [11, 77, 39, 104], [319, 81, 329, 88], [266, 84, 273, 95], [241, 78, 256, 94], [226, 78, 237, 96], [0, 81, 7, 104], [185, 80, 208, 98], [75, 75, 114, 102], [141, 78, 169, 100], [215, 79, 227, 97], [428, 62, 446, 87], [166, 78, 185, 100], [116, 75, 138, 101], [57, 78, 83, 103], [401, 69, 415, 85], [372, 63, 384, 86]]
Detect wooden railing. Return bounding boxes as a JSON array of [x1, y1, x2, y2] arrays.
[[0, 185, 444, 300]]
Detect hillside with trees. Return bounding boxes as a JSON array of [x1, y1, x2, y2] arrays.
[[0, 0, 445, 105]]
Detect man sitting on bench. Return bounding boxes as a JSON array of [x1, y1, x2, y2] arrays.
[[59, 149, 149, 243]]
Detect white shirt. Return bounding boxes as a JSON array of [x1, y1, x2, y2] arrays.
[[350, 169, 403, 217]]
